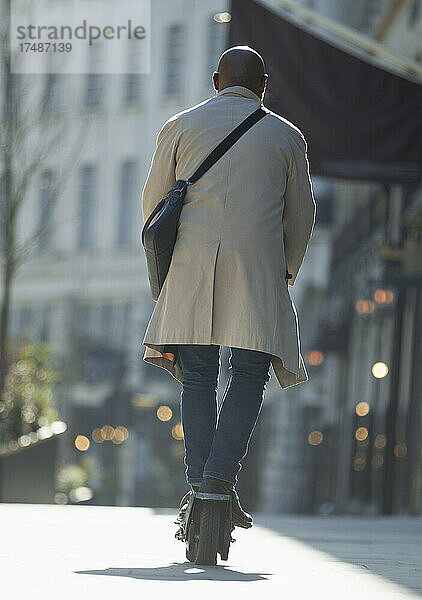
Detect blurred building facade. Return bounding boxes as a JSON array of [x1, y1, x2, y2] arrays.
[[259, 0, 422, 516], [3, 0, 421, 514], [5, 0, 230, 506]]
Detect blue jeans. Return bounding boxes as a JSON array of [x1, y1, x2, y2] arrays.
[[177, 344, 272, 487]]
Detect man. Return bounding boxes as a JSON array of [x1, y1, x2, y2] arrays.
[[141, 46, 316, 528]]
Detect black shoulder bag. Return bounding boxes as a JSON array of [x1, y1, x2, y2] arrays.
[[141, 107, 268, 301]]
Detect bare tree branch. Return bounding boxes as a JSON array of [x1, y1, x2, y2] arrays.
[[0, 0, 86, 399]]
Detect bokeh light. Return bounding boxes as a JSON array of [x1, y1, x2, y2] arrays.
[[374, 434, 387, 449], [306, 350, 324, 366], [372, 362, 388, 378], [75, 435, 90, 451], [394, 442, 407, 459], [101, 425, 115, 440], [92, 425, 128, 444], [372, 454, 384, 468], [355, 299, 375, 314], [213, 12, 231, 23], [355, 427, 368, 441], [308, 430, 323, 446], [355, 401, 370, 417], [374, 289, 387, 303], [112, 428, 125, 444], [92, 428, 104, 443], [172, 423, 184, 440], [353, 454, 366, 471], [157, 405, 173, 422], [115, 425, 129, 440], [374, 289, 394, 304]]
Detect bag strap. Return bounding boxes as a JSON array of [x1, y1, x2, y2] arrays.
[[142, 107, 268, 247], [187, 106, 268, 184]]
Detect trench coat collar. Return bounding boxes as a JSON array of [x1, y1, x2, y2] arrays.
[[217, 85, 262, 103]]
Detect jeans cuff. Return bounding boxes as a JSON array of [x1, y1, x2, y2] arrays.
[[202, 470, 236, 486], [187, 478, 203, 486]]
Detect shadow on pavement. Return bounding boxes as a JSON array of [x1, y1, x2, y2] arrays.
[[76, 563, 271, 582], [255, 514, 422, 596]]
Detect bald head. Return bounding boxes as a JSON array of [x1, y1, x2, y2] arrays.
[[213, 46, 267, 99]]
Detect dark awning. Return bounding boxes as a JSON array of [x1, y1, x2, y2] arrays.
[[229, 0, 422, 183]]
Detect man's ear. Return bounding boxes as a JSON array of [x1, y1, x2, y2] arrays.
[[212, 72, 219, 92]]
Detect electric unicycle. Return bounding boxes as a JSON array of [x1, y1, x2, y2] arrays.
[[175, 490, 235, 565]]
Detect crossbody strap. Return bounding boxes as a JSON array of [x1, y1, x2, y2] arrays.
[[187, 106, 268, 185]]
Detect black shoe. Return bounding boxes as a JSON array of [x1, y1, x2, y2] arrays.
[[199, 476, 253, 529], [174, 484, 200, 525]]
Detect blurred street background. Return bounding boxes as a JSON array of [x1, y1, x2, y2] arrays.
[[0, 0, 421, 532]]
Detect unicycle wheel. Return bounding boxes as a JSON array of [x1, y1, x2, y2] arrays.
[[186, 520, 199, 562], [195, 502, 220, 566]]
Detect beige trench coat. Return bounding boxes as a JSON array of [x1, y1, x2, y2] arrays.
[[141, 85, 316, 389]]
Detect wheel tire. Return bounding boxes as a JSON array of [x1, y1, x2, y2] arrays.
[[186, 520, 199, 562], [195, 503, 220, 566], [219, 516, 232, 561]]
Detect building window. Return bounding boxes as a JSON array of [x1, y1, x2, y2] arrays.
[[43, 74, 60, 113], [78, 304, 95, 338], [84, 44, 104, 108], [205, 16, 228, 87], [38, 169, 56, 252], [11, 305, 52, 342], [19, 307, 34, 338], [85, 74, 103, 107], [39, 306, 52, 342], [121, 303, 132, 344], [100, 303, 113, 347], [74, 301, 133, 384], [76, 301, 133, 353], [117, 161, 138, 247], [125, 73, 141, 105], [312, 178, 335, 227], [124, 41, 142, 105], [77, 165, 97, 249], [165, 24, 184, 97]]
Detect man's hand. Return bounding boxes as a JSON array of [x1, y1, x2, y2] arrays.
[[282, 130, 316, 285]]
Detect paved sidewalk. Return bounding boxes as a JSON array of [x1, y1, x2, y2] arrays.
[[1, 504, 421, 599]]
